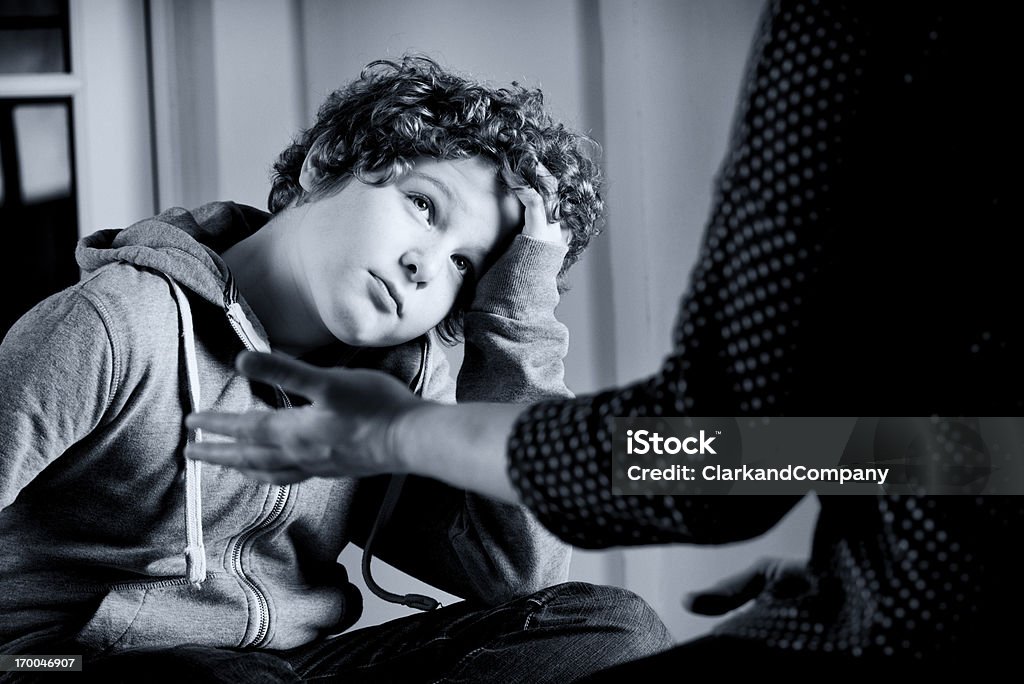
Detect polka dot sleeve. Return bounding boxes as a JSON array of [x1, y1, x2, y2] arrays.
[[508, 0, 867, 548]]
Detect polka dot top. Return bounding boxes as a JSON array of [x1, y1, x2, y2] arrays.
[[509, 0, 1022, 660]]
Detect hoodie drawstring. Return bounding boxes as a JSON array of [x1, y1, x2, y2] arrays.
[[360, 474, 439, 611], [360, 339, 439, 612], [164, 276, 208, 585]]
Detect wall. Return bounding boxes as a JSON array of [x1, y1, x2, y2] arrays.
[[72, 0, 153, 233], [148, 0, 304, 213]]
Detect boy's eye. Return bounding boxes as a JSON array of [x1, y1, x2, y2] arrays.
[[409, 194, 433, 221], [451, 255, 473, 275]]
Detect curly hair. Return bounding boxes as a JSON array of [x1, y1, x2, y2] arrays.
[[269, 55, 604, 343]]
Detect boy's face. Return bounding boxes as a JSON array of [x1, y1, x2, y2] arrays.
[[294, 156, 521, 347]]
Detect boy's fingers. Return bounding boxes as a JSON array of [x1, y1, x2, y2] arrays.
[[534, 161, 558, 198], [501, 166, 564, 244], [513, 186, 551, 232], [235, 351, 330, 402]]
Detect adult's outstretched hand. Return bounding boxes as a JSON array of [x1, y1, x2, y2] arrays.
[[185, 351, 422, 484]]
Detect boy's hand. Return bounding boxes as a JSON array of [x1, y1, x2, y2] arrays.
[[502, 163, 571, 246]]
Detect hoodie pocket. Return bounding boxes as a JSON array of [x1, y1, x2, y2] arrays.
[[73, 576, 251, 653], [74, 586, 149, 655]]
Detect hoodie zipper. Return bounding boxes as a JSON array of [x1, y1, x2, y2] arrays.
[[225, 300, 292, 648], [230, 485, 288, 647]]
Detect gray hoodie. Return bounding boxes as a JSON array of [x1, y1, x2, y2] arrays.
[[0, 202, 572, 655]]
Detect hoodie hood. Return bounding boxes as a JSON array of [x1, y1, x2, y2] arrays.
[[76, 202, 279, 589], [77, 202, 270, 311]]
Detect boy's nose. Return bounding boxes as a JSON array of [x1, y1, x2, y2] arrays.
[[400, 249, 443, 286]]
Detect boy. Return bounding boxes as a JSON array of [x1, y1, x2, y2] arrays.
[[0, 56, 670, 681]]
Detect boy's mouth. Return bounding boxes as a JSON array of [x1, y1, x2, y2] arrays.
[[370, 273, 403, 315]]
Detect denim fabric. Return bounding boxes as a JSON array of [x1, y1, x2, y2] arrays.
[[285, 581, 671, 682], [4, 582, 671, 683]]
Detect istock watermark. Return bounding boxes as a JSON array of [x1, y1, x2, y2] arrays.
[[611, 417, 1024, 495]]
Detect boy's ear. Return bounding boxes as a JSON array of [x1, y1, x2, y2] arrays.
[[298, 151, 322, 192]]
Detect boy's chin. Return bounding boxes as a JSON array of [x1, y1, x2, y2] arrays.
[[337, 327, 432, 349]]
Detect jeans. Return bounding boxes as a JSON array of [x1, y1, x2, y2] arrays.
[[9, 582, 672, 683]]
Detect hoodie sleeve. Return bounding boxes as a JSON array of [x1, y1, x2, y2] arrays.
[[0, 289, 116, 511], [457, 234, 571, 403], [354, 235, 574, 605]]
